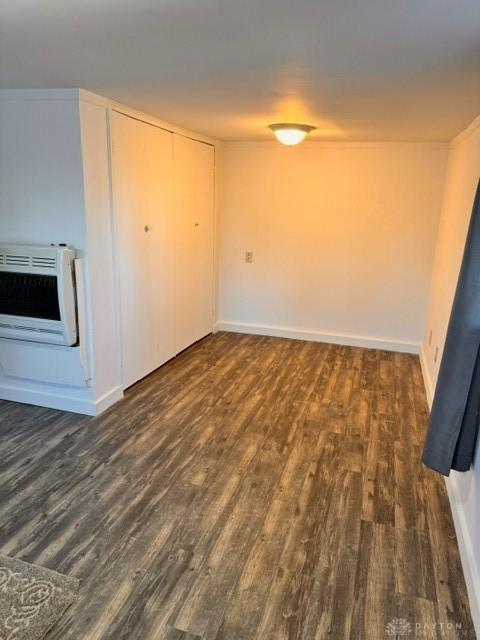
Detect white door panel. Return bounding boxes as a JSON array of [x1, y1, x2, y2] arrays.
[[111, 112, 154, 388], [146, 126, 176, 368], [111, 112, 175, 388], [173, 135, 215, 352]]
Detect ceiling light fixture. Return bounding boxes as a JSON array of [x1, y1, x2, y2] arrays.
[[269, 123, 316, 146]]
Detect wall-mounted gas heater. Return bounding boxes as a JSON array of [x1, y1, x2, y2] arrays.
[[0, 244, 78, 346]]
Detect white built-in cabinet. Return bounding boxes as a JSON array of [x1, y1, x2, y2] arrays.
[[111, 111, 215, 388], [0, 89, 216, 415]]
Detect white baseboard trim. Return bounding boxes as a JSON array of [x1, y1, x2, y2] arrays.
[[419, 343, 434, 409], [93, 385, 124, 415], [418, 344, 480, 638], [0, 384, 123, 416], [217, 321, 419, 353], [445, 474, 480, 636], [0, 385, 96, 415]]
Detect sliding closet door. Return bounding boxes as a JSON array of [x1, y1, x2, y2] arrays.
[[145, 125, 176, 370], [111, 111, 175, 388], [173, 135, 215, 352]]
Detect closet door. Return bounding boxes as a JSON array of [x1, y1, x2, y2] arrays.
[[173, 135, 215, 352], [145, 125, 176, 370], [111, 111, 175, 388]]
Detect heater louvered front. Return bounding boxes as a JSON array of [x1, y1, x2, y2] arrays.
[[0, 272, 61, 320], [0, 244, 77, 346]]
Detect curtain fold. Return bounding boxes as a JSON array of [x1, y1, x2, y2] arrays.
[[422, 180, 480, 476]]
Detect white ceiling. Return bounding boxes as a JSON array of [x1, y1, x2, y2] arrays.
[[1, 0, 479, 141]]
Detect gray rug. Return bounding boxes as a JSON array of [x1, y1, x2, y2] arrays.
[[0, 555, 79, 640]]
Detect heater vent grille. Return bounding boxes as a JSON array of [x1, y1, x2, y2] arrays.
[[32, 256, 56, 268], [5, 255, 29, 266], [0, 254, 57, 269]]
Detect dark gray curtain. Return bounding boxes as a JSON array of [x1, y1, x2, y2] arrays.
[[422, 180, 480, 476]]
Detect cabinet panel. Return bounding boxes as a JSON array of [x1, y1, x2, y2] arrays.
[[173, 135, 215, 352], [145, 126, 177, 369], [111, 112, 175, 388], [111, 112, 153, 388]]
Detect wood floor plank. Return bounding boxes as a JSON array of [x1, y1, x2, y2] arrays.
[[162, 630, 203, 640], [173, 449, 283, 639], [351, 520, 397, 638], [215, 417, 330, 640], [394, 441, 428, 531], [395, 527, 436, 601], [361, 436, 395, 526], [0, 332, 475, 640]]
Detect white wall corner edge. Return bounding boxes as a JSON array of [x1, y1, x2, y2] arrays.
[[0, 384, 123, 417], [217, 321, 419, 353], [419, 340, 480, 638], [419, 343, 434, 408]]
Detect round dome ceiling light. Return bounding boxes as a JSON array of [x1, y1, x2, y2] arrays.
[[269, 123, 316, 146]]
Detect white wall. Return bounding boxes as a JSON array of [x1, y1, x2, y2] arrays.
[[0, 91, 93, 412], [0, 92, 86, 247], [0, 90, 122, 414], [218, 141, 448, 351], [420, 114, 480, 634]]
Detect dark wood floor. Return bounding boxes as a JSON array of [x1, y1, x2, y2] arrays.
[[0, 332, 475, 639]]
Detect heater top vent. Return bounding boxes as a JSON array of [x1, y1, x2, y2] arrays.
[[1, 254, 56, 268], [31, 256, 56, 268], [0, 245, 63, 272]]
